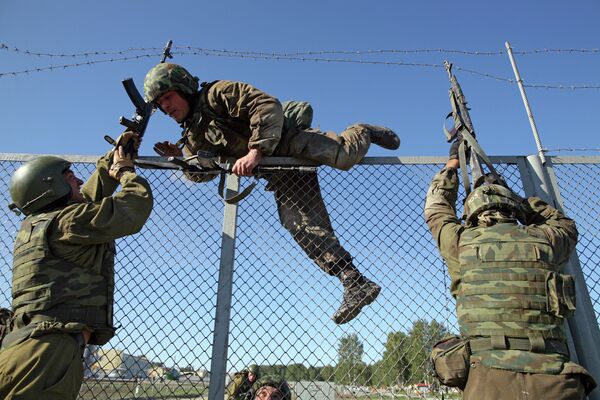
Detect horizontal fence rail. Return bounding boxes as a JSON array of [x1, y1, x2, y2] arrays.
[[0, 154, 598, 400]]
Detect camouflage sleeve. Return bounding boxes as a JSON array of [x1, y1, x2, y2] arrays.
[[524, 197, 578, 265], [54, 170, 153, 244], [80, 150, 120, 201], [208, 81, 283, 156], [424, 167, 464, 269]]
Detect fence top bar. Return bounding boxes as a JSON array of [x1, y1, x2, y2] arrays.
[[0, 153, 598, 165]]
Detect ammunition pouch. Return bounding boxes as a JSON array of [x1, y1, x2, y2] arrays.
[[431, 335, 470, 389], [546, 272, 576, 318]]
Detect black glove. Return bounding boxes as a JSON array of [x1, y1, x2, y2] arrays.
[[449, 138, 461, 160]]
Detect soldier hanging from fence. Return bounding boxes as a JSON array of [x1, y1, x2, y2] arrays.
[[142, 62, 400, 324], [424, 62, 596, 400]]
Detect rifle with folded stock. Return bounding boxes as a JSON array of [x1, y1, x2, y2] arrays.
[[104, 40, 173, 154], [137, 150, 316, 204], [443, 60, 505, 195]]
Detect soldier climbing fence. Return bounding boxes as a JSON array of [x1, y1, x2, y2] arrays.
[[0, 153, 598, 400]]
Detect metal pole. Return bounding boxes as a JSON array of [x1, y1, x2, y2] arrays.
[[518, 155, 600, 400], [208, 173, 240, 400], [505, 41, 547, 164]]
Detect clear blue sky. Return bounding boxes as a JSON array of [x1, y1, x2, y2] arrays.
[[1, 0, 599, 158]]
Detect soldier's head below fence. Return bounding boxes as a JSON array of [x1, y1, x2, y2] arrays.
[[253, 376, 291, 400]]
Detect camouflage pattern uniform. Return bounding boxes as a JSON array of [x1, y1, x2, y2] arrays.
[[424, 167, 595, 399], [226, 366, 259, 400], [0, 152, 153, 400], [145, 63, 390, 324]]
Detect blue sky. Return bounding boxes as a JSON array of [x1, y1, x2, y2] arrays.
[[1, 1, 599, 158]]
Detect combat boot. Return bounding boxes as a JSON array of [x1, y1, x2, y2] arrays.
[[357, 124, 400, 150], [332, 272, 381, 324]]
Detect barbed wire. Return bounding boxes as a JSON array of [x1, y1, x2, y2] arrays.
[[0, 53, 163, 77], [4, 43, 600, 58], [2, 44, 600, 89], [545, 147, 600, 153]]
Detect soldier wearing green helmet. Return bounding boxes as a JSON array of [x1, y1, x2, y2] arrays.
[[143, 62, 401, 324], [226, 364, 261, 400], [423, 152, 596, 399], [252, 376, 291, 400], [0, 132, 153, 400]]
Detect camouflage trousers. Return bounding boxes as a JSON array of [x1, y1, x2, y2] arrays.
[[276, 124, 371, 171], [462, 359, 594, 400], [266, 170, 356, 277], [268, 124, 372, 277], [0, 332, 84, 400]]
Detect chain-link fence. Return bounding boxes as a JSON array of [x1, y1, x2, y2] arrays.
[[0, 154, 598, 400]]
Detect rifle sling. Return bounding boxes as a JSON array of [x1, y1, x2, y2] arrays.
[[460, 129, 503, 185], [217, 172, 257, 204]]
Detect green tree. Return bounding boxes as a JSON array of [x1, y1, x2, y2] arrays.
[[320, 365, 335, 382], [405, 319, 449, 384], [285, 363, 309, 381], [336, 334, 366, 385], [371, 331, 410, 387]]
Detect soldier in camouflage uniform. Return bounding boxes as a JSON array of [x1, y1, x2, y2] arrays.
[[0, 133, 153, 400], [424, 155, 596, 399], [252, 376, 292, 400], [144, 63, 400, 324], [226, 364, 260, 400]]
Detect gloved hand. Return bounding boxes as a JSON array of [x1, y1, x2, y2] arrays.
[[448, 138, 461, 160], [449, 132, 472, 160], [153, 141, 183, 157], [114, 131, 142, 157], [109, 144, 135, 180]]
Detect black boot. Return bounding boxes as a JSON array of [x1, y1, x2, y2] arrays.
[[357, 124, 400, 150], [332, 271, 381, 324]]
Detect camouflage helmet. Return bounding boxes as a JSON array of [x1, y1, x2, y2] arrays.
[[463, 184, 525, 226], [143, 63, 200, 103], [254, 376, 291, 400], [248, 364, 259, 376], [9, 156, 72, 216]]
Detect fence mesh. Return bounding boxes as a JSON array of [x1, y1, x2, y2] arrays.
[[0, 155, 597, 400]]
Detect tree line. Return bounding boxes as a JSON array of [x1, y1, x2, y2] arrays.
[[255, 319, 449, 387]]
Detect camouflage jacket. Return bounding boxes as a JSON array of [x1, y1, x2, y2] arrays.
[[12, 151, 153, 344], [181, 80, 284, 159], [226, 371, 255, 400], [424, 167, 578, 373]]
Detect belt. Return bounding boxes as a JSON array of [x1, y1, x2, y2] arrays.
[[469, 337, 569, 356]]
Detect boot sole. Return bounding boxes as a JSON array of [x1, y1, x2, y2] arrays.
[[332, 284, 381, 324]]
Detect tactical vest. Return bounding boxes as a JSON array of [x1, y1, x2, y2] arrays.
[[11, 210, 116, 345], [457, 223, 574, 350]]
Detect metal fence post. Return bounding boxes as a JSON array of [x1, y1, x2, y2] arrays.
[[208, 173, 240, 400], [519, 154, 600, 399]]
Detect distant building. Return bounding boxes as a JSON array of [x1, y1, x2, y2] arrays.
[[91, 349, 152, 379]]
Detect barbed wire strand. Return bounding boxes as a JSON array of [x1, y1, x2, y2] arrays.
[[0, 53, 163, 77], [2, 46, 600, 89], [3, 43, 600, 58], [545, 147, 600, 153]]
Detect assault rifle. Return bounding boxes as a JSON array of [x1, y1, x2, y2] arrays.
[[104, 40, 173, 154], [443, 61, 505, 195], [136, 151, 316, 204]]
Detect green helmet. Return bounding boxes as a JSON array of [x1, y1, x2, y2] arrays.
[[9, 156, 72, 216], [463, 184, 525, 226], [143, 63, 199, 103], [254, 376, 291, 400], [248, 364, 259, 376]]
